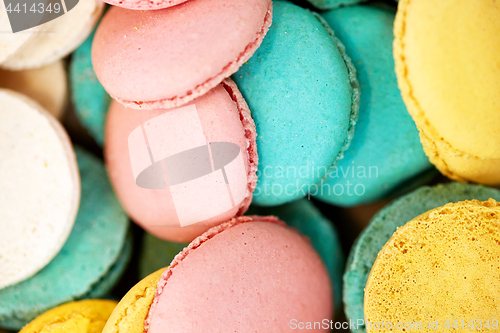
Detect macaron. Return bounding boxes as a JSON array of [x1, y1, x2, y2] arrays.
[[344, 182, 500, 333], [140, 198, 344, 312], [19, 299, 117, 333], [0, 0, 103, 70], [0, 89, 80, 290], [0, 60, 67, 119], [70, 29, 110, 146], [394, 0, 500, 184], [233, 1, 359, 206], [0, 147, 130, 330], [101, 0, 188, 11], [105, 79, 257, 242], [91, 0, 273, 110], [312, 5, 431, 207], [305, 0, 366, 10], [364, 199, 500, 332], [104, 216, 332, 333]]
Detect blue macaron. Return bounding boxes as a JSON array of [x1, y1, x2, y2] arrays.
[[313, 5, 431, 207], [233, 1, 359, 207]]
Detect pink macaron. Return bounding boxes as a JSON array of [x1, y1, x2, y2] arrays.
[[105, 79, 257, 242], [144, 216, 333, 332], [100, 0, 187, 11], [92, 0, 272, 110]]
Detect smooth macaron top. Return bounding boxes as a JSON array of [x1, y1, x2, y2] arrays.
[[19, 299, 117, 333], [101, 0, 187, 10], [105, 79, 257, 242], [365, 199, 500, 331], [144, 216, 332, 332], [233, 1, 359, 206], [92, 0, 272, 109], [0, 89, 79, 290], [394, 0, 500, 159]]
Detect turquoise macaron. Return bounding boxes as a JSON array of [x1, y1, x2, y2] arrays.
[[233, 1, 359, 207], [0, 148, 130, 330], [313, 5, 431, 207], [344, 182, 500, 333], [70, 29, 111, 147], [305, 0, 366, 10], [140, 198, 344, 314]]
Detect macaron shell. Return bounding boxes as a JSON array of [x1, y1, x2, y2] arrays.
[[0, 1, 38, 63], [101, 0, 187, 10], [343, 182, 500, 333], [420, 129, 500, 185], [314, 5, 431, 206], [233, 1, 359, 206], [102, 268, 165, 333], [19, 299, 117, 333], [146, 216, 332, 332], [394, 1, 500, 157], [0, 147, 130, 330], [0, 60, 67, 119], [364, 200, 500, 330], [105, 79, 257, 242], [0, 89, 79, 290], [92, 0, 272, 109], [1, 0, 104, 70]]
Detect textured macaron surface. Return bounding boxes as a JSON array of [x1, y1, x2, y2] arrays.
[[365, 199, 500, 332], [19, 299, 117, 333], [344, 182, 500, 333], [314, 5, 430, 207], [105, 80, 256, 242], [394, 0, 500, 182], [0, 90, 79, 290], [0, 148, 129, 330], [145, 216, 332, 332], [92, 0, 272, 109], [233, 1, 358, 206]]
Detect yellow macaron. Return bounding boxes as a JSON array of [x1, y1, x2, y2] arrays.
[[102, 268, 165, 333], [19, 299, 117, 333], [364, 199, 500, 332], [394, 0, 500, 185]]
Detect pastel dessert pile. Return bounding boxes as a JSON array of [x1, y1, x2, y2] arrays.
[[1, 0, 500, 332]]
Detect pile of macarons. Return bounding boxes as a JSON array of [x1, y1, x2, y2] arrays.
[[1, 0, 500, 331]]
